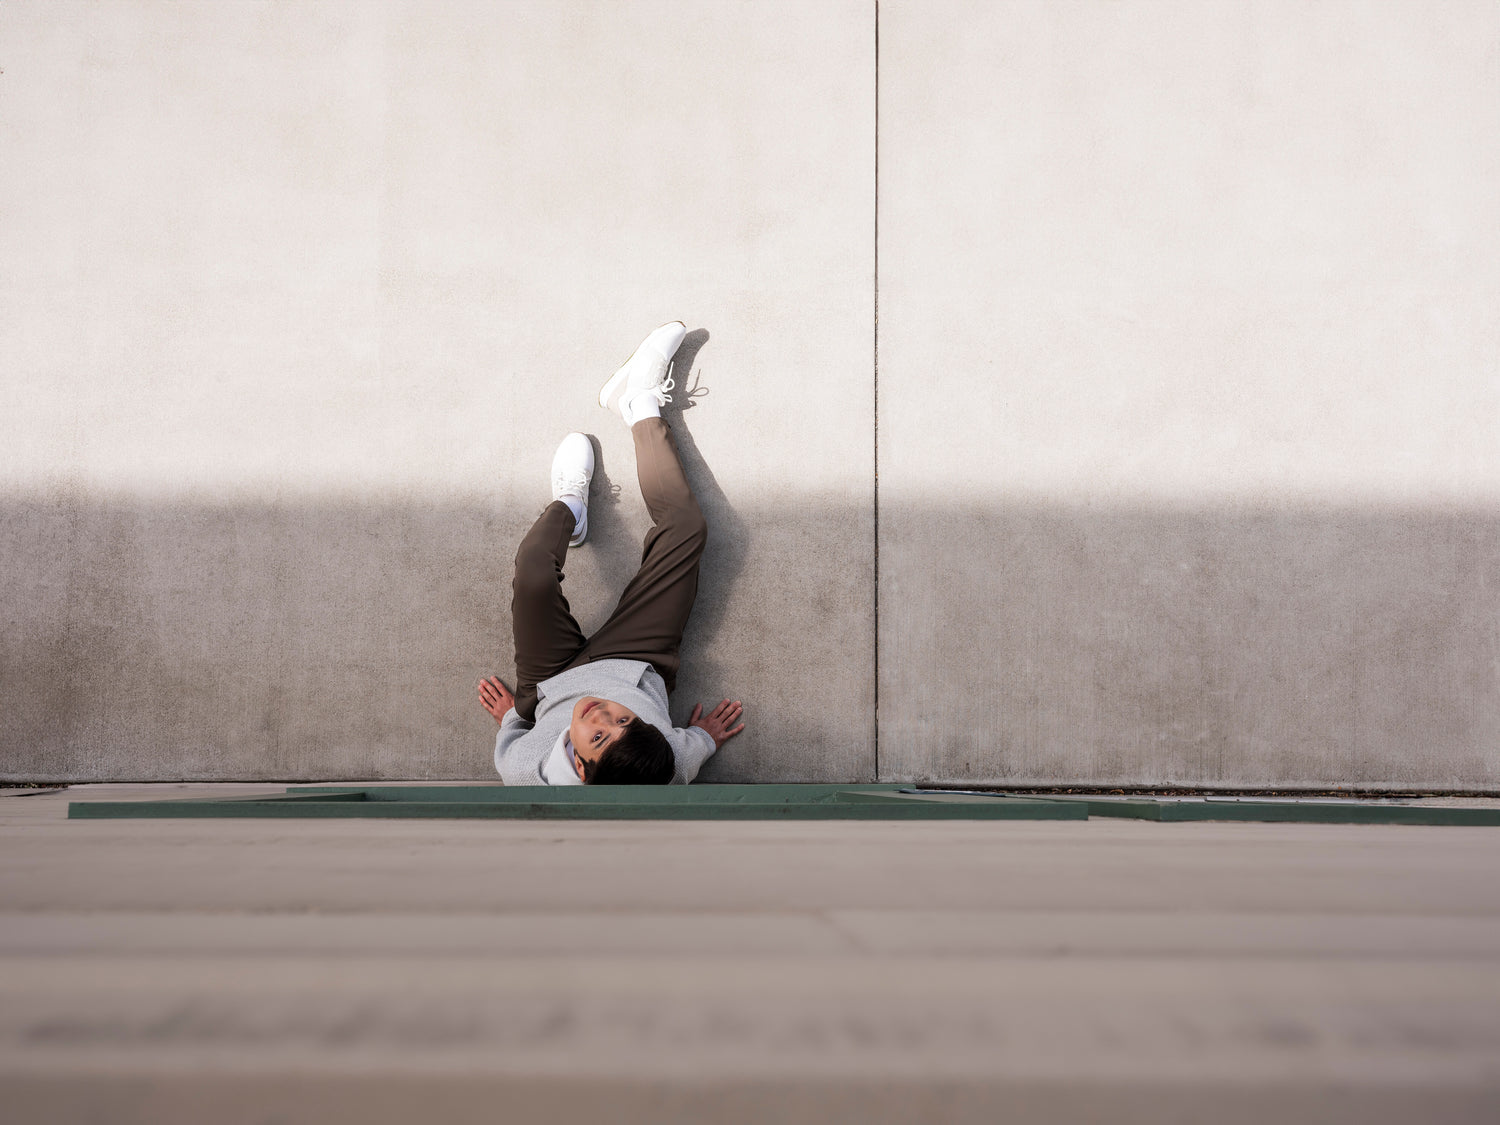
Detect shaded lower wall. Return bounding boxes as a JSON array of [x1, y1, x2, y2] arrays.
[[880, 503, 1500, 790], [0, 489, 874, 784], [4, 493, 1497, 788]]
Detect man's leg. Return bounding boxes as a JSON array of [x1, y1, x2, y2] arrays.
[[577, 417, 706, 693], [511, 501, 588, 721]]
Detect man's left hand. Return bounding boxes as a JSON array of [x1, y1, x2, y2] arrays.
[[690, 699, 745, 750]]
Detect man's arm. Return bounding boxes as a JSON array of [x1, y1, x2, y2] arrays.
[[494, 708, 534, 779], [481, 675, 542, 783], [667, 699, 745, 785]]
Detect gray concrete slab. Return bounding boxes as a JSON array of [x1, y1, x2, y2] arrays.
[[0, 1, 875, 782], [876, 1, 1500, 786], [3, 785, 1500, 1122]]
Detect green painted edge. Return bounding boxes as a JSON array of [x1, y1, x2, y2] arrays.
[[286, 783, 895, 804], [1069, 799, 1167, 820], [1077, 797, 1500, 825], [1154, 800, 1500, 825], [68, 793, 1084, 821], [65, 786, 1500, 825]]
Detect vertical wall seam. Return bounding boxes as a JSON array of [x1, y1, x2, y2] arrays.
[[872, 0, 881, 781]]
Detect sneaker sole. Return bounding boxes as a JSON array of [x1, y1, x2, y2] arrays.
[[598, 361, 631, 411]]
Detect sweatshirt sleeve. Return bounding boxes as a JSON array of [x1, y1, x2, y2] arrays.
[[493, 709, 536, 784], [667, 724, 718, 785]]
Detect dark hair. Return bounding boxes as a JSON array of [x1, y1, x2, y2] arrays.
[[583, 718, 674, 785]]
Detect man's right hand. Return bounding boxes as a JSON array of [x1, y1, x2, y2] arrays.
[[478, 675, 515, 725]]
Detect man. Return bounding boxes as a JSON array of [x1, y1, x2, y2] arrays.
[[478, 322, 745, 784]]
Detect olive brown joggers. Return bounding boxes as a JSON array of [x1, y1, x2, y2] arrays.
[[510, 417, 707, 723]]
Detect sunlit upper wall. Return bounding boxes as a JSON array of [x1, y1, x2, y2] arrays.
[[879, 0, 1500, 505], [5, 2, 1495, 506], [0, 0, 873, 501]]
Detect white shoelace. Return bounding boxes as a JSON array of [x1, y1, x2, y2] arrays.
[[553, 470, 590, 498], [653, 360, 675, 406]]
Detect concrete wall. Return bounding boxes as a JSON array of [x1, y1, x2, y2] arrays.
[[2, 1, 1496, 787], [877, 0, 1500, 789], [0, 0, 875, 782]]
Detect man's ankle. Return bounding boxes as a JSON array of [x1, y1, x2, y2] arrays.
[[559, 494, 586, 535], [621, 390, 663, 426]]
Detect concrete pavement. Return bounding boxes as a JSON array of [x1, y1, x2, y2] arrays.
[[3, 784, 1499, 1121]]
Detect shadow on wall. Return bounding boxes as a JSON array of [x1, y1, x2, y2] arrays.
[[1, 484, 1497, 787], [570, 329, 749, 691], [0, 339, 869, 781], [880, 503, 1500, 790], [658, 329, 752, 719]]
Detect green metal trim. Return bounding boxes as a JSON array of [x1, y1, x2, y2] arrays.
[[64, 785, 1500, 824], [902, 789, 1500, 825], [1074, 796, 1500, 825], [67, 784, 1086, 821], [287, 783, 893, 803]]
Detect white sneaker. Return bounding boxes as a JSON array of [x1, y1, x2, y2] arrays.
[[599, 321, 687, 423], [549, 432, 594, 547]]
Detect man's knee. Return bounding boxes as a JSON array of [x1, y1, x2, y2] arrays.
[[672, 503, 708, 556], [512, 543, 559, 599]]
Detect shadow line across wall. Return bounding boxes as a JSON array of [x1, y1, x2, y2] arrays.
[[2, 493, 1496, 789]]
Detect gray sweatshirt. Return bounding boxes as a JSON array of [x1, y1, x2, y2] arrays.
[[493, 659, 716, 786]]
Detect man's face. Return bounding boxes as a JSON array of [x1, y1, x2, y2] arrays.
[[568, 697, 639, 780]]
